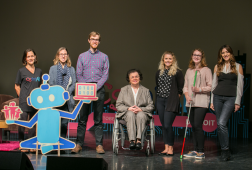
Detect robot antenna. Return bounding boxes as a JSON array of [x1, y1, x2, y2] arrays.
[[41, 74, 50, 90]]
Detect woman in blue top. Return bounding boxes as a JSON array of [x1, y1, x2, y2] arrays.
[[49, 47, 76, 138]]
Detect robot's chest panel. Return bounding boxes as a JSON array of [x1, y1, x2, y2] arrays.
[[37, 109, 60, 143]]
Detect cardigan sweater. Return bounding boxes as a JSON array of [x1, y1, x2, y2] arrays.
[[183, 67, 212, 108], [48, 65, 76, 112], [155, 69, 184, 113]]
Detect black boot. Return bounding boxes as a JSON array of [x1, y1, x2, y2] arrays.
[[221, 149, 231, 161]]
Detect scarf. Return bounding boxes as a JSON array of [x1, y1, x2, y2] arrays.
[[57, 63, 70, 90]]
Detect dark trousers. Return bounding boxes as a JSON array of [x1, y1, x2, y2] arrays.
[[76, 86, 105, 146], [18, 110, 36, 141], [213, 94, 235, 150], [57, 103, 69, 138], [156, 96, 176, 146], [187, 107, 207, 152]]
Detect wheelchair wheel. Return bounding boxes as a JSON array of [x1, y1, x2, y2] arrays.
[[115, 145, 119, 155], [113, 130, 119, 153], [145, 147, 150, 157], [112, 124, 115, 152], [113, 119, 119, 154], [150, 119, 155, 154]]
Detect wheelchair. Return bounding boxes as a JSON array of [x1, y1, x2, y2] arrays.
[[112, 117, 155, 156]]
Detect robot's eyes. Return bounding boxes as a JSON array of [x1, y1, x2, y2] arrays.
[[49, 94, 55, 102], [37, 96, 43, 103]]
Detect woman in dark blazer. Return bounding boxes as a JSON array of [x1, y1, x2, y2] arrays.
[[116, 69, 154, 150], [48, 47, 76, 138], [156, 51, 184, 156]]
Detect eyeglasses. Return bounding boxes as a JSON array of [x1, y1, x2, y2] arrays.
[[59, 53, 68, 56], [90, 38, 99, 42], [130, 76, 140, 79], [193, 54, 202, 58]]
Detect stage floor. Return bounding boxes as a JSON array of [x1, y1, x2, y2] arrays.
[[15, 131, 252, 170]]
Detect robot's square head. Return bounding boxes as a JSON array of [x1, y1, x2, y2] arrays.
[[27, 74, 70, 109]]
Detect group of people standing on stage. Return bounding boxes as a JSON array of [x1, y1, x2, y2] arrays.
[[15, 31, 109, 154], [115, 45, 243, 162], [155, 45, 243, 161], [14, 31, 243, 162]]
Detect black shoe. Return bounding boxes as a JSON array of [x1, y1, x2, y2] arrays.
[[135, 143, 141, 150], [166, 153, 174, 156], [220, 149, 231, 161], [129, 141, 135, 150], [158, 152, 167, 155]]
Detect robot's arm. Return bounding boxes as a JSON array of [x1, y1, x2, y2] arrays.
[[59, 100, 91, 120], [6, 113, 38, 128]]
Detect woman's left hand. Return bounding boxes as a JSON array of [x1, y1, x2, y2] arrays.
[[234, 104, 240, 112], [191, 87, 200, 93], [133, 106, 142, 114]]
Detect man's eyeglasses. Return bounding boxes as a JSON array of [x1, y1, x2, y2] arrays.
[[90, 38, 99, 42]]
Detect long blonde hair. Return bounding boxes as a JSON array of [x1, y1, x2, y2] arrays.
[[53, 47, 72, 67], [158, 51, 180, 76]]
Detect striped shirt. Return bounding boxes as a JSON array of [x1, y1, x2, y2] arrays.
[[76, 49, 109, 90]]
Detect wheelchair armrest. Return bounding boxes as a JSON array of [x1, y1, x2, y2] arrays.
[[119, 119, 127, 125]]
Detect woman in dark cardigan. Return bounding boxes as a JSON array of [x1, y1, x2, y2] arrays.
[[156, 51, 184, 156]]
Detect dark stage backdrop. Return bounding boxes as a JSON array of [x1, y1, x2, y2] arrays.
[[0, 1, 252, 121]]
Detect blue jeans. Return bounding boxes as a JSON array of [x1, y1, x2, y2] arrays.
[[213, 94, 235, 150]]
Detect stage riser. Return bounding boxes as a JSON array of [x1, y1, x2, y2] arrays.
[[0, 151, 34, 170], [46, 156, 108, 170]]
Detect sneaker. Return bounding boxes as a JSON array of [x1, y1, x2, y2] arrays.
[[195, 152, 205, 159], [183, 151, 197, 157]]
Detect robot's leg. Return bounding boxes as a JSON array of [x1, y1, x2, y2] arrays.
[[52, 137, 76, 150], [20, 137, 54, 154], [20, 137, 40, 149], [41, 145, 54, 154]]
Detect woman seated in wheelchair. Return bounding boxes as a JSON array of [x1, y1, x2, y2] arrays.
[[116, 69, 154, 150]]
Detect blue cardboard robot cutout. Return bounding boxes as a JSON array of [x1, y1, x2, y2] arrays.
[[6, 74, 97, 154]]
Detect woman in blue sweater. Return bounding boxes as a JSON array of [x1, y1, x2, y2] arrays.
[[49, 47, 76, 138]]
